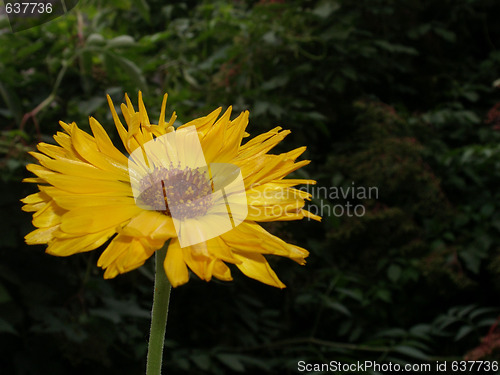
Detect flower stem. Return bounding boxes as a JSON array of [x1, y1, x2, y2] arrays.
[[146, 244, 171, 375]]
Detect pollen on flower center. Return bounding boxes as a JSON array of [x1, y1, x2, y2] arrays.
[[136, 164, 214, 219]]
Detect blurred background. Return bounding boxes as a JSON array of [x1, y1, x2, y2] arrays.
[[1, 0, 500, 374]]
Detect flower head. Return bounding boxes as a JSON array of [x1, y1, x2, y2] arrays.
[[22, 92, 320, 288]]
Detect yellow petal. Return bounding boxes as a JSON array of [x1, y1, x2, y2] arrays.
[[21, 191, 48, 204], [212, 260, 232, 281], [121, 210, 176, 240], [247, 184, 312, 205], [239, 126, 282, 151], [246, 205, 305, 222], [71, 125, 129, 177], [27, 164, 132, 195], [236, 129, 291, 161], [37, 142, 68, 159], [97, 234, 131, 268], [211, 111, 249, 163], [32, 200, 65, 228], [233, 251, 286, 288], [50, 193, 136, 211], [23, 177, 46, 184], [89, 117, 129, 164], [151, 216, 178, 240], [181, 245, 214, 282], [31, 151, 127, 182], [25, 226, 59, 244], [118, 238, 154, 272], [97, 234, 155, 277], [302, 210, 322, 222], [60, 204, 142, 234], [46, 228, 115, 256], [107, 94, 137, 153], [190, 236, 240, 264], [164, 239, 190, 287], [22, 201, 47, 212], [179, 107, 222, 135], [157, 93, 177, 133], [272, 179, 317, 187], [199, 107, 232, 162], [222, 222, 309, 263]]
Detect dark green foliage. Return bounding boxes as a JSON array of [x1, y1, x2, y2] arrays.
[[1, 0, 500, 374]]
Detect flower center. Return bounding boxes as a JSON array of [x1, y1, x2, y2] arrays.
[[136, 165, 213, 219]]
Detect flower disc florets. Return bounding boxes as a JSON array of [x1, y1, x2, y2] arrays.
[[137, 163, 213, 220]]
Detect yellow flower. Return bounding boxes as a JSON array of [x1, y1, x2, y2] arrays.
[[22, 92, 321, 288]]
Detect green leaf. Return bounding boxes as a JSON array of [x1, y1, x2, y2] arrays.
[[332, 76, 345, 92], [434, 28, 456, 43], [387, 264, 402, 283], [469, 307, 499, 320], [296, 294, 315, 305], [182, 68, 199, 87], [312, 0, 340, 19], [455, 325, 474, 341], [191, 354, 211, 371], [375, 328, 406, 338], [89, 308, 121, 324], [253, 101, 270, 117], [104, 51, 148, 93], [77, 96, 107, 115], [481, 204, 495, 218], [261, 75, 289, 91], [462, 91, 479, 102], [325, 300, 351, 316], [86, 33, 106, 46], [456, 305, 477, 318], [216, 354, 245, 372], [373, 40, 418, 55], [0, 317, 18, 335], [131, 0, 151, 22], [176, 358, 190, 371], [0, 283, 11, 304], [336, 287, 363, 302], [477, 318, 498, 327], [462, 111, 480, 124], [108, 35, 136, 49], [459, 250, 482, 274], [393, 345, 429, 360], [262, 31, 279, 46], [0, 81, 22, 124], [341, 67, 357, 81], [15, 40, 45, 60], [376, 289, 392, 303], [409, 324, 432, 339]]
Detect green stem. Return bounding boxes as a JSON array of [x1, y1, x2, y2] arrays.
[[146, 244, 171, 375]]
